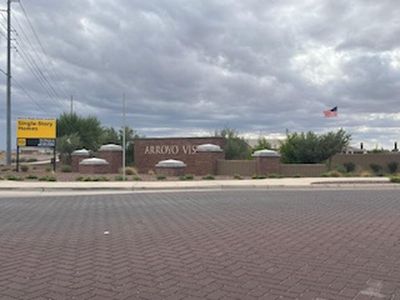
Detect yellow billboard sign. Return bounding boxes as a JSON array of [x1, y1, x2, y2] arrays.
[[17, 119, 56, 139]]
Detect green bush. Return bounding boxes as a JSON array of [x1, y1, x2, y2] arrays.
[[39, 176, 56, 182], [343, 162, 356, 173], [6, 174, 24, 181], [156, 175, 166, 180], [132, 175, 142, 181], [390, 176, 400, 183], [114, 175, 128, 181], [26, 158, 38, 162], [20, 165, 29, 172], [387, 162, 398, 174], [202, 174, 215, 180], [83, 176, 92, 182], [25, 174, 38, 180], [335, 165, 347, 174], [60, 165, 72, 173], [252, 175, 267, 179], [75, 176, 84, 181], [370, 163, 383, 175], [179, 174, 194, 181]]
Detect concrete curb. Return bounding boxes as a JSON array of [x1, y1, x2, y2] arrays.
[[0, 177, 394, 192]]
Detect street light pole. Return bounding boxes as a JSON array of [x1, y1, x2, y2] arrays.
[[6, 0, 12, 165], [122, 93, 126, 181]]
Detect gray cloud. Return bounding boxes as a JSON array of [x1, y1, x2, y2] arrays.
[[0, 0, 399, 150]]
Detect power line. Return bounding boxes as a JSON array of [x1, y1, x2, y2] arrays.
[[11, 18, 65, 105], [17, 1, 69, 99]]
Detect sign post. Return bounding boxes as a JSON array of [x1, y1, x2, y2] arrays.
[[16, 118, 57, 172]]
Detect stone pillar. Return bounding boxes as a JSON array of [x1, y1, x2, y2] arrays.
[[71, 149, 90, 172], [79, 158, 110, 174], [253, 149, 281, 175], [155, 159, 186, 176], [195, 144, 225, 176], [98, 144, 123, 174]]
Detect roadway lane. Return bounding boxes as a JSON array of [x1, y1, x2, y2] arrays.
[[0, 189, 399, 299]]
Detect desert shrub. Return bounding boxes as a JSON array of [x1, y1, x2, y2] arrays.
[[180, 174, 194, 181], [343, 162, 356, 173], [124, 167, 137, 175], [91, 176, 109, 182], [45, 167, 52, 172], [321, 170, 342, 177], [233, 174, 243, 180], [148, 170, 155, 176], [60, 165, 72, 173], [202, 174, 215, 180], [75, 176, 84, 181], [20, 165, 29, 172], [132, 175, 142, 181], [25, 174, 38, 180], [83, 177, 92, 182], [156, 175, 166, 180], [26, 158, 38, 162], [387, 162, 398, 174], [359, 170, 372, 177], [370, 163, 383, 175], [390, 176, 400, 183]]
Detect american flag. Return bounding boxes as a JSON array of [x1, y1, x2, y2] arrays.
[[323, 106, 338, 118]]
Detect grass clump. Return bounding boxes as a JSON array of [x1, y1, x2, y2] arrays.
[[179, 174, 194, 181], [156, 175, 166, 180], [390, 176, 400, 183], [124, 167, 137, 176], [321, 170, 342, 177], [25, 174, 38, 180], [233, 174, 243, 180], [39, 176, 57, 182], [252, 175, 267, 179], [202, 174, 215, 180], [132, 175, 142, 181]]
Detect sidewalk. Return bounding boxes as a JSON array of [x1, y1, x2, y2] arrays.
[[0, 177, 393, 192]]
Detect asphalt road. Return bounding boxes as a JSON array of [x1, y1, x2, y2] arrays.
[[0, 189, 399, 300]]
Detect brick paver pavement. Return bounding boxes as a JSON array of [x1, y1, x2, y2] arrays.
[[0, 189, 400, 299]]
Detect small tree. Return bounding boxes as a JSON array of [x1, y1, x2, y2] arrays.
[[215, 128, 251, 160], [280, 129, 351, 164], [56, 133, 81, 164], [252, 137, 272, 152]]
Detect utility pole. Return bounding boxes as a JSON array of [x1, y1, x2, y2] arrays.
[[122, 93, 126, 181], [70, 95, 73, 114], [6, 0, 12, 165]]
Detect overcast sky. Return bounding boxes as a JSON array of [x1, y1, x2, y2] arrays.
[[1, 0, 399, 150]]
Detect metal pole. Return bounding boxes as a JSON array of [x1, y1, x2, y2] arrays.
[[122, 93, 126, 180], [6, 0, 11, 165]]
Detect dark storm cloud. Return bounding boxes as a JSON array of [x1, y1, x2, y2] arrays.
[[1, 0, 400, 149]]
